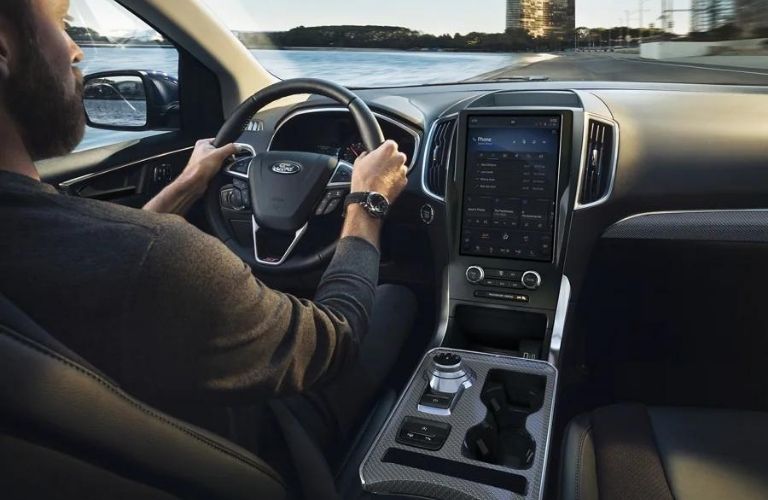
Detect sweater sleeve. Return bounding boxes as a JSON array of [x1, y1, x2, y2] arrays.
[[120, 215, 380, 404]]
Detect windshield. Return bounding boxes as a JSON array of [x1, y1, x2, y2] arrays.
[[199, 0, 768, 87]]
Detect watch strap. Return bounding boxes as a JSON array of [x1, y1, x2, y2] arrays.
[[344, 192, 370, 211]]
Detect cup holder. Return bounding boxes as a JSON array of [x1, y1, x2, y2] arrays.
[[463, 370, 546, 469]]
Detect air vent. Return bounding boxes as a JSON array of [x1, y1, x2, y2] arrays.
[[424, 118, 457, 199], [579, 118, 616, 206]]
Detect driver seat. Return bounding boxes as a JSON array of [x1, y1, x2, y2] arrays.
[[0, 293, 287, 499]]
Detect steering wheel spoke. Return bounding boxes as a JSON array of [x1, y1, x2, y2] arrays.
[[222, 143, 257, 179], [252, 217, 309, 266], [327, 160, 353, 188], [311, 160, 353, 216]]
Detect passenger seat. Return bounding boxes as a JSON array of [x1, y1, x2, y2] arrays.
[[560, 404, 768, 500]]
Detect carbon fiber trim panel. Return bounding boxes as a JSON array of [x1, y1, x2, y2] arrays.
[[360, 348, 557, 500], [603, 210, 768, 242]]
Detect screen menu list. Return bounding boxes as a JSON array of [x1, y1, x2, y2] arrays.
[[461, 115, 561, 262]]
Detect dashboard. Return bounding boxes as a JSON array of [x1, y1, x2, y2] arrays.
[[269, 108, 419, 168], [233, 80, 768, 359]]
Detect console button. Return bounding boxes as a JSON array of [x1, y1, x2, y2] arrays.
[[500, 270, 522, 281], [419, 203, 435, 225], [465, 266, 484, 284], [419, 391, 454, 410], [522, 271, 542, 290], [484, 269, 505, 278], [481, 278, 500, 287], [396, 417, 451, 451]]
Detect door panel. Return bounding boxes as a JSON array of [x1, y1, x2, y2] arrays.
[[55, 143, 194, 208]]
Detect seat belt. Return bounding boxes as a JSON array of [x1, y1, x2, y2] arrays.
[[590, 403, 675, 500], [270, 400, 341, 500]]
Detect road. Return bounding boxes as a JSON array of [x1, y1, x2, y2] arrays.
[[476, 52, 768, 86]]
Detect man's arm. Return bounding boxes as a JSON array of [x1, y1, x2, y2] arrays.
[[120, 141, 408, 403], [341, 141, 408, 248], [143, 140, 237, 215]]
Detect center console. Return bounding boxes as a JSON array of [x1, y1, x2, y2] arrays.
[[360, 348, 557, 499], [362, 95, 585, 499], [444, 107, 575, 360]]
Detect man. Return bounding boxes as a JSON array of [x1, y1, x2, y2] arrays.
[[0, 0, 413, 479]]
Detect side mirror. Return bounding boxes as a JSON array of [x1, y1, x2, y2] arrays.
[[83, 70, 180, 131]]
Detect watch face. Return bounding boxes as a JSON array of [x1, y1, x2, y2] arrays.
[[366, 192, 390, 216]]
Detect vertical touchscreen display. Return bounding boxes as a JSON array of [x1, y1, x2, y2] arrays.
[[461, 115, 561, 261]]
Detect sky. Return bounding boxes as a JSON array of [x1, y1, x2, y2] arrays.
[[71, 0, 694, 36], [200, 0, 692, 34]]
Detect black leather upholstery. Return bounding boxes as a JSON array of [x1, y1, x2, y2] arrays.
[[0, 295, 287, 500], [560, 413, 598, 500], [560, 405, 768, 500]]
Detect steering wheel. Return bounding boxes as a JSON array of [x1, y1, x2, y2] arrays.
[[204, 78, 385, 273]]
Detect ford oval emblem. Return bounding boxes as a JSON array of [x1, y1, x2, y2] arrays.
[[271, 161, 302, 175]]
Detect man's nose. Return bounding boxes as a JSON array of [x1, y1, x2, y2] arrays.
[[67, 33, 84, 64]]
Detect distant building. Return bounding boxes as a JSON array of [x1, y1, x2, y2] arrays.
[[506, 0, 575, 39], [691, 0, 737, 32], [735, 0, 768, 37]]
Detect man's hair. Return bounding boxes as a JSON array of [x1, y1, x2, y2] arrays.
[[0, 0, 31, 24], [0, 0, 35, 47]]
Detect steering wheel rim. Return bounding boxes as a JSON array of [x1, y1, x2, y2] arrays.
[[204, 78, 385, 274]]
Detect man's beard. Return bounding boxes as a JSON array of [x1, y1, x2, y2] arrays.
[[4, 44, 85, 162]]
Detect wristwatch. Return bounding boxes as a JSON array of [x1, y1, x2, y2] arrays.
[[343, 192, 390, 219]]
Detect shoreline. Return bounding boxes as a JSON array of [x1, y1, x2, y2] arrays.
[[78, 42, 549, 56], [466, 53, 560, 81]]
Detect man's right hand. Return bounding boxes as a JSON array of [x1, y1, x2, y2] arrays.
[[341, 140, 408, 248], [351, 140, 408, 203]]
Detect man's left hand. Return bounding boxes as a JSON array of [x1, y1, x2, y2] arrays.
[[176, 139, 238, 197], [143, 139, 237, 215]]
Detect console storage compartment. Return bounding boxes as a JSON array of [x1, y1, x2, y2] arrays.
[[360, 349, 557, 500], [453, 305, 549, 360], [464, 371, 545, 469]]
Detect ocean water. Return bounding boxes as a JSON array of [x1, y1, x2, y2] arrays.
[[77, 46, 519, 151]]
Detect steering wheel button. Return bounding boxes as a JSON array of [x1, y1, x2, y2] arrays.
[[229, 190, 243, 209], [219, 188, 235, 209], [331, 168, 352, 184], [230, 158, 250, 175], [315, 198, 330, 215], [325, 198, 342, 214], [241, 190, 251, 208]]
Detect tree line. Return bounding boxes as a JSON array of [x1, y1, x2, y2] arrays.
[[236, 25, 571, 52]]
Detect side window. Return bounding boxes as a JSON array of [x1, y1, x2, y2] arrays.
[[68, 0, 179, 152]]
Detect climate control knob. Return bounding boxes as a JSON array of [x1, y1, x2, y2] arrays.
[[522, 271, 542, 290], [465, 266, 484, 284]]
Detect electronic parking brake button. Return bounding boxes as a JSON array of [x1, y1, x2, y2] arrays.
[[419, 391, 454, 410], [396, 417, 451, 451]]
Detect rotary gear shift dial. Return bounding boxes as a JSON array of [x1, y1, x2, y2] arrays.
[[426, 353, 475, 394]]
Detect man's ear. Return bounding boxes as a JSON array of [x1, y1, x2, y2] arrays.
[[0, 21, 11, 82]]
